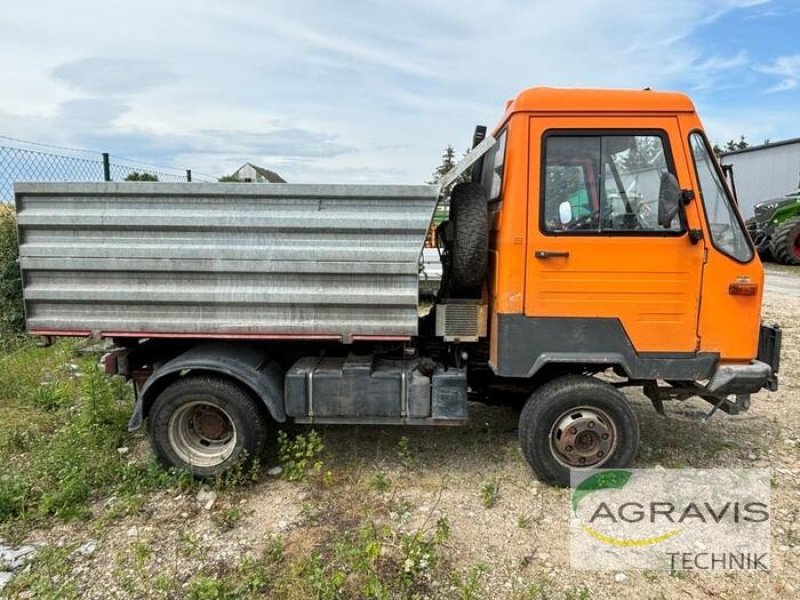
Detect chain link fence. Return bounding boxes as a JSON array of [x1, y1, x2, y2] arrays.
[[0, 137, 212, 201]]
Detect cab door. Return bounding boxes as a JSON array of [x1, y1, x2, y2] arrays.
[[524, 116, 706, 354]]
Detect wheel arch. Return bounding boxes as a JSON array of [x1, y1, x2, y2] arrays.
[[128, 343, 286, 431]]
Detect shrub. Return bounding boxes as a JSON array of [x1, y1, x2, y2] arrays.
[[277, 430, 324, 481], [0, 203, 24, 345]]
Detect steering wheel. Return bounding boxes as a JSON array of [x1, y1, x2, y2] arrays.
[[563, 210, 601, 231]]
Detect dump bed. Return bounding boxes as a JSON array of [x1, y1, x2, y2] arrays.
[[14, 182, 439, 341]]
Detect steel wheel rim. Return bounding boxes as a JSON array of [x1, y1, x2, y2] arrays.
[[548, 405, 618, 469], [168, 401, 237, 468], [793, 232, 800, 258]]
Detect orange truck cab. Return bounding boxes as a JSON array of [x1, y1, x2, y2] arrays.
[[439, 87, 781, 482], [15, 87, 782, 486]]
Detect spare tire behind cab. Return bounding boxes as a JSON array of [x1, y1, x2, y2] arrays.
[[448, 182, 489, 296]]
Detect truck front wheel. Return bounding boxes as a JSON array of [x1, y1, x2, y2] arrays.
[[149, 376, 269, 477], [518, 375, 639, 486]]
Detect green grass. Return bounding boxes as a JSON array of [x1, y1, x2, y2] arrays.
[[0, 339, 198, 540]]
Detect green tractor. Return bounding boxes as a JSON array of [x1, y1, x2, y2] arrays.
[[746, 192, 800, 265]]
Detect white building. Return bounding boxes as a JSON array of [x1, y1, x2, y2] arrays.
[[721, 138, 800, 219], [230, 162, 286, 183]]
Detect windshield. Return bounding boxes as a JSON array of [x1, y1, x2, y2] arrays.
[[688, 133, 753, 262]]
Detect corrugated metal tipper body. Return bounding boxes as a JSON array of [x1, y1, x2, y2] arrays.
[[14, 182, 439, 341]]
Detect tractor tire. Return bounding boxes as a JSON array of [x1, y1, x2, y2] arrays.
[[149, 376, 269, 478], [770, 216, 800, 265], [449, 182, 488, 295], [518, 375, 640, 487]]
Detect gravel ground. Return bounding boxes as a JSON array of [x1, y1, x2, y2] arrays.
[[4, 267, 799, 599]]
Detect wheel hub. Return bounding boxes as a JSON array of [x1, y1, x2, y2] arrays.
[[168, 401, 237, 468], [192, 406, 232, 442], [550, 407, 617, 468]]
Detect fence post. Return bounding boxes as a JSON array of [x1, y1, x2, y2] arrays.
[[186, 169, 192, 182], [102, 153, 111, 181]]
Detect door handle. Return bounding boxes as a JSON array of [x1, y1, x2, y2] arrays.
[[535, 250, 570, 259]]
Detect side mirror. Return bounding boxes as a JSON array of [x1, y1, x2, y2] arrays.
[[657, 172, 681, 228], [558, 201, 573, 225]]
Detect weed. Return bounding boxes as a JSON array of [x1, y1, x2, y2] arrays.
[[131, 539, 153, 571], [187, 574, 234, 600], [212, 505, 245, 530], [396, 435, 413, 464], [565, 586, 592, 600], [179, 531, 203, 558], [5, 543, 79, 599], [154, 573, 174, 597], [277, 429, 324, 481], [389, 498, 414, 526], [451, 564, 487, 600], [435, 516, 451, 543], [234, 557, 272, 595], [264, 533, 285, 563], [369, 470, 392, 492], [517, 514, 531, 529], [211, 453, 262, 491], [511, 582, 547, 599], [480, 478, 500, 508], [32, 382, 72, 411]]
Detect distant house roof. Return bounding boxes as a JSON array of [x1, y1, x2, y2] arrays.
[[233, 162, 286, 183]]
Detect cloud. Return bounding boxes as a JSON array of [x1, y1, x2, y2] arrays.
[[757, 54, 800, 92], [0, 0, 791, 183], [57, 98, 130, 129], [52, 57, 173, 95]]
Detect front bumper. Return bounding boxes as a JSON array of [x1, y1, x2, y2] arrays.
[[706, 324, 782, 395], [706, 360, 774, 395]]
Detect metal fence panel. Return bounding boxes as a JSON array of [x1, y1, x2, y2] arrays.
[[15, 182, 439, 340]]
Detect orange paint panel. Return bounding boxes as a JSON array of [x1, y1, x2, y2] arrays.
[[523, 115, 704, 353], [487, 87, 764, 365]]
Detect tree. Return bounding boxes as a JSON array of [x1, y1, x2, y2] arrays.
[[218, 174, 242, 182], [124, 172, 159, 181], [620, 137, 662, 172], [725, 136, 749, 152], [712, 136, 748, 157], [0, 204, 24, 344], [429, 145, 457, 184], [429, 145, 472, 185]]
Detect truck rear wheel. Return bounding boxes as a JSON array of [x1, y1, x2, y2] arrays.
[[149, 376, 269, 477], [770, 216, 800, 265], [449, 182, 488, 295], [518, 375, 639, 486]]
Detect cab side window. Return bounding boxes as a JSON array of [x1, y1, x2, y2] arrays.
[[542, 133, 684, 234]]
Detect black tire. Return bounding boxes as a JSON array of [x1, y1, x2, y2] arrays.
[[770, 216, 800, 265], [518, 375, 639, 486], [149, 376, 269, 478], [449, 182, 488, 295], [757, 246, 773, 263]]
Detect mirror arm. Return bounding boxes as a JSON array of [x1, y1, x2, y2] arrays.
[[681, 189, 695, 205]]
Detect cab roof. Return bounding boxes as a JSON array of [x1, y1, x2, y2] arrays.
[[505, 87, 696, 115]]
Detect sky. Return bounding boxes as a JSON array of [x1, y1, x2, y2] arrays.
[[1, 0, 799, 184]]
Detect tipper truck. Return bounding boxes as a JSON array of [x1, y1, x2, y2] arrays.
[[14, 87, 782, 486]]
